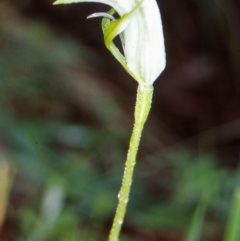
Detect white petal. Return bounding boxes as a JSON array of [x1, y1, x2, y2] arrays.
[[124, 0, 165, 85], [54, 0, 166, 85], [53, 0, 134, 15]]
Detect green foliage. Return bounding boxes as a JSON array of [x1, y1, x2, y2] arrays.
[[224, 188, 240, 241]]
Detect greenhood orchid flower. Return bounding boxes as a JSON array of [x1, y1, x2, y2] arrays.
[[53, 0, 166, 86]]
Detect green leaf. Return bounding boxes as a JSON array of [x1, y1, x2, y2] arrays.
[[224, 188, 240, 241], [183, 199, 207, 241]]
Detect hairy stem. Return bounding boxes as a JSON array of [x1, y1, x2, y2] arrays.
[[108, 84, 153, 241]]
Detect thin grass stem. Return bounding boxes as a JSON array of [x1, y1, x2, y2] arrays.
[[224, 188, 240, 241]]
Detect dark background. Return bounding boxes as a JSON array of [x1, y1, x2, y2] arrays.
[[0, 0, 240, 240]]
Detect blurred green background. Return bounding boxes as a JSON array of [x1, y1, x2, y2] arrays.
[[0, 0, 240, 240]]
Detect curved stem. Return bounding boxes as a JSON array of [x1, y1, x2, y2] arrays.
[[108, 84, 153, 241]]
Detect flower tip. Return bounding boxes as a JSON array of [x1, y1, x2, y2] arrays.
[[53, 0, 62, 5]]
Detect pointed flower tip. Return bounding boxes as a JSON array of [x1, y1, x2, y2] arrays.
[[53, 0, 62, 5]]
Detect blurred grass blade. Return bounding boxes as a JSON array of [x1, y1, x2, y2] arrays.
[[183, 199, 206, 241], [224, 188, 240, 241], [0, 158, 14, 232]]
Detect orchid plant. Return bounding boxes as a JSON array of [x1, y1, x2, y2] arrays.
[[53, 0, 166, 240]]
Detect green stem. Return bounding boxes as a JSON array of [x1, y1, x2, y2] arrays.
[[108, 84, 153, 241]]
